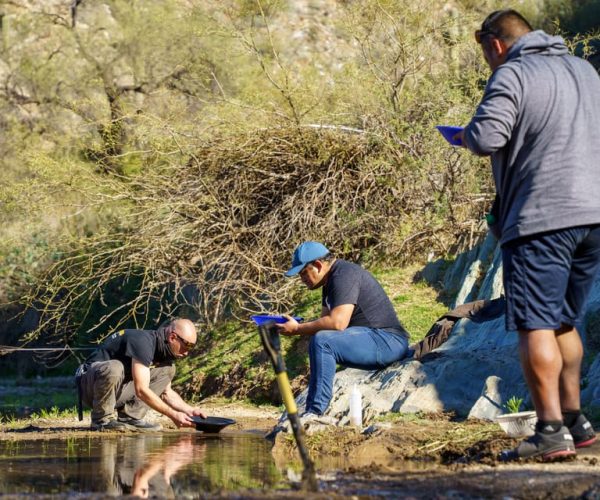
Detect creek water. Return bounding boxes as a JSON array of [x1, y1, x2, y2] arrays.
[[3, 429, 600, 498], [0, 431, 284, 497]]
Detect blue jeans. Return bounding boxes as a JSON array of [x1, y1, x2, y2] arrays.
[[305, 327, 409, 415]]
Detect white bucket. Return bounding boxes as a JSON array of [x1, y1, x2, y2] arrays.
[[495, 411, 537, 437]]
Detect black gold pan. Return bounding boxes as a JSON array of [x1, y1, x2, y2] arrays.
[[191, 416, 236, 433]]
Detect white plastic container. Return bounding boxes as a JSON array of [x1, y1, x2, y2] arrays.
[[349, 384, 362, 427], [495, 411, 537, 437]]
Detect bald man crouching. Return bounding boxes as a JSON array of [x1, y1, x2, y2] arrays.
[[77, 318, 206, 431]]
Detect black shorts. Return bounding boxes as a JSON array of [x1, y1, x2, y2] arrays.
[[502, 225, 600, 331]]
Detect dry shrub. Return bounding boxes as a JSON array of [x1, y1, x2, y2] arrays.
[[23, 125, 488, 343]]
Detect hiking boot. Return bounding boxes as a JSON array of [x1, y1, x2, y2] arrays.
[[568, 414, 597, 448], [117, 417, 162, 431], [90, 419, 134, 432], [499, 426, 576, 461]]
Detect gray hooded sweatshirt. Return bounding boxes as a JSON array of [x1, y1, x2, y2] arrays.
[[464, 30, 600, 245]]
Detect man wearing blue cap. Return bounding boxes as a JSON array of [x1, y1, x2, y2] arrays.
[[279, 241, 409, 417]]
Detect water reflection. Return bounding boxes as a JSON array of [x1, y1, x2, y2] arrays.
[[0, 432, 282, 496], [104, 434, 203, 497]]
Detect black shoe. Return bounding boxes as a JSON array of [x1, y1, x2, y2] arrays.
[[117, 417, 162, 431], [499, 426, 576, 461], [568, 414, 597, 448], [91, 419, 134, 432]]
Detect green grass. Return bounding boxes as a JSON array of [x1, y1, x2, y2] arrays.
[[30, 406, 79, 420], [375, 264, 449, 343], [0, 413, 18, 427], [0, 378, 77, 418]]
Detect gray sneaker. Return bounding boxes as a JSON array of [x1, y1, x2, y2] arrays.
[[568, 414, 597, 448], [499, 425, 576, 461], [117, 417, 162, 431], [90, 419, 134, 432], [301, 412, 337, 428]]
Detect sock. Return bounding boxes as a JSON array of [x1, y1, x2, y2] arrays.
[[536, 420, 563, 434], [562, 410, 581, 428]]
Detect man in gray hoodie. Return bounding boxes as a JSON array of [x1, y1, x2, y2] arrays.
[[458, 9, 600, 460]]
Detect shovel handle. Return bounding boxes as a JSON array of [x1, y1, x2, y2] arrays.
[[258, 322, 285, 373], [276, 371, 298, 415], [257, 321, 317, 491]]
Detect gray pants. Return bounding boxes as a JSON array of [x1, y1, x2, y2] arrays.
[[80, 360, 175, 425]]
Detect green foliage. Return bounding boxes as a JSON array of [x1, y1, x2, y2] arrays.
[[0, 414, 18, 428], [504, 396, 524, 414], [1, 0, 597, 383], [31, 406, 79, 420]]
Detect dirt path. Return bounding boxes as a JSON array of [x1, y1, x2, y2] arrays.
[[0, 399, 280, 439]]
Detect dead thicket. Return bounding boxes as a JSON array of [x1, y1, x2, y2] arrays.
[[21, 126, 490, 345]]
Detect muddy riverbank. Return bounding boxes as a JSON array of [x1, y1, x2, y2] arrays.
[[0, 400, 280, 438], [3, 405, 600, 498]]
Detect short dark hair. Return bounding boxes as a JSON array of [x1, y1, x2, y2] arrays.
[[304, 253, 333, 270], [477, 9, 533, 46]]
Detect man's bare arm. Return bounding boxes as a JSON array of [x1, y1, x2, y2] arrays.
[[161, 383, 206, 418], [131, 359, 195, 427], [278, 304, 355, 336]]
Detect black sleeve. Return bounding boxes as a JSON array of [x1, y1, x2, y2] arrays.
[[125, 331, 154, 367]]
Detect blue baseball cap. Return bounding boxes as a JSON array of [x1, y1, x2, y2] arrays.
[[285, 241, 330, 277]]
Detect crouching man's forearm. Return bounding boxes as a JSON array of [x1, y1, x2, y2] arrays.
[[161, 384, 206, 419], [133, 360, 204, 427]]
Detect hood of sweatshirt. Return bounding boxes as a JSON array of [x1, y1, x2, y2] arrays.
[[506, 30, 569, 62]]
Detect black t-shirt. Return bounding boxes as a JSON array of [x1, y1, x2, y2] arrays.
[[322, 260, 406, 335], [85, 329, 173, 382]]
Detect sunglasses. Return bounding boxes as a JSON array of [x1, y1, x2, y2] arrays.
[[175, 332, 195, 349]]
